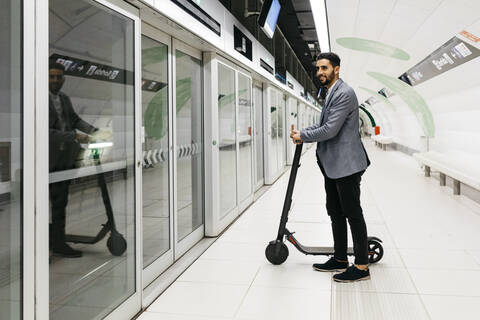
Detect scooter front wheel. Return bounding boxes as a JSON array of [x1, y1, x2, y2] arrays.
[[107, 232, 127, 256], [265, 242, 289, 265]]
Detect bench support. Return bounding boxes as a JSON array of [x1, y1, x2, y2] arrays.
[[424, 166, 431, 177], [439, 173, 446, 186], [453, 180, 460, 195], [382, 144, 387, 151]]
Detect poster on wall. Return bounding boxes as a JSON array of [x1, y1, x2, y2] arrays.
[[401, 36, 480, 86]]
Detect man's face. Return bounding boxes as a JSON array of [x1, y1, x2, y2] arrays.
[[316, 59, 339, 86], [49, 68, 65, 94]]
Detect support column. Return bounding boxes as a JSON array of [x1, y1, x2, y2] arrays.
[[453, 180, 461, 195], [439, 173, 446, 186], [424, 166, 431, 177]]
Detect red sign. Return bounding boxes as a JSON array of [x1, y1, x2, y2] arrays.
[[460, 30, 480, 43]]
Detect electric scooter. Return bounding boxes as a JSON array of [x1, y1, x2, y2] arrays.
[[265, 143, 384, 265], [65, 147, 127, 257]]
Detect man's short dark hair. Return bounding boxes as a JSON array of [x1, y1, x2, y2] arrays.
[[316, 52, 341, 68], [49, 61, 66, 72]]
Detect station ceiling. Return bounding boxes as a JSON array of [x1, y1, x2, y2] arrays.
[[279, 0, 323, 89]]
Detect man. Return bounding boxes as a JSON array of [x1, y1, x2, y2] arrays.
[[290, 53, 371, 282], [49, 61, 97, 258]]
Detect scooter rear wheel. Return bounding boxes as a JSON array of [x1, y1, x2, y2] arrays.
[[368, 239, 384, 263], [265, 242, 289, 265]]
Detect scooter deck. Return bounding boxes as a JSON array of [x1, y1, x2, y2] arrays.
[[291, 241, 354, 256], [65, 234, 96, 244]]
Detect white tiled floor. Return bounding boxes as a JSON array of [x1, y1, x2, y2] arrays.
[[139, 140, 480, 320]]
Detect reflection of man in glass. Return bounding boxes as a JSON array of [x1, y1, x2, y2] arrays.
[[49, 61, 97, 258]]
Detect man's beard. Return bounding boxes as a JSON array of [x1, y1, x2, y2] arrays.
[[320, 73, 334, 86], [50, 84, 62, 94]]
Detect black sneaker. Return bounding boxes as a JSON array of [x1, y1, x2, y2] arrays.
[[313, 257, 348, 272], [52, 243, 83, 258], [333, 265, 370, 283]]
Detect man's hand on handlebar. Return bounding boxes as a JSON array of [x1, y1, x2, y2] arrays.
[[76, 133, 91, 144], [290, 129, 303, 145]]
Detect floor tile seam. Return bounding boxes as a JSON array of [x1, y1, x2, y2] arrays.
[[209, 239, 267, 246], [213, 240, 273, 246], [465, 249, 480, 267], [418, 293, 480, 298], [330, 290, 431, 297], [198, 256, 264, 263], [232, 266, 262, 319], [331, 288, 421, 295], [140, 312, 233, 320], [402, 266, 480, 271], [175, 279, 254, 287], [405, 266, 480, 272], [247, 283, 332, 292], [285, 221, 334, 225], [143, 309, 234, 319]]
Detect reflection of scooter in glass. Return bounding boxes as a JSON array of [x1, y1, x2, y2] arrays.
[[265, 144, 384, 265], [65, 142, 127, 256]]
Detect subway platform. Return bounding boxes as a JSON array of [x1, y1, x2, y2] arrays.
[[137, 139, 480, 320]]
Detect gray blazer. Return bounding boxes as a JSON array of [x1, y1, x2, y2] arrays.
[[300, 79, 370, 179]]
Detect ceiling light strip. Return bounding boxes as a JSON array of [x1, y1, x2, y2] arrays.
[[309, 0, 330, 52]]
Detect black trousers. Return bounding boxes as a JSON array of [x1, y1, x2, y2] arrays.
[[49, 145, 78, 248], [50, 180, 71, 246], [317, 158, 369, 265]]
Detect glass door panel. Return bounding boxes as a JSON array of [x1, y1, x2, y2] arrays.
[[218, 63, 236, 217], [48, 0, 136, 318], [277, 92, 285, 169], [269, 89, 278, 177], [175, 48, 203, 243], [141, 34, 170, 269], [237, 73, 252, 202], [0, 0, 22, 318], [253, 85, 264, 189]]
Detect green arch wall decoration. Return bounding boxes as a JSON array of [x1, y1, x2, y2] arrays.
[[218, 89, 248, 109], [144, 86, 168, 139], [358, 86, 397, 111], [336, 37, 410, 60], [367, 72, 435, 137], [144, 77, 192, 140], [359, 105, 376, 127], [142, 47, 168, 67]]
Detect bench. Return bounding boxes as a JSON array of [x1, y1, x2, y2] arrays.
[[371, 135, 393, 151], [413, 151, 480, 195]]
